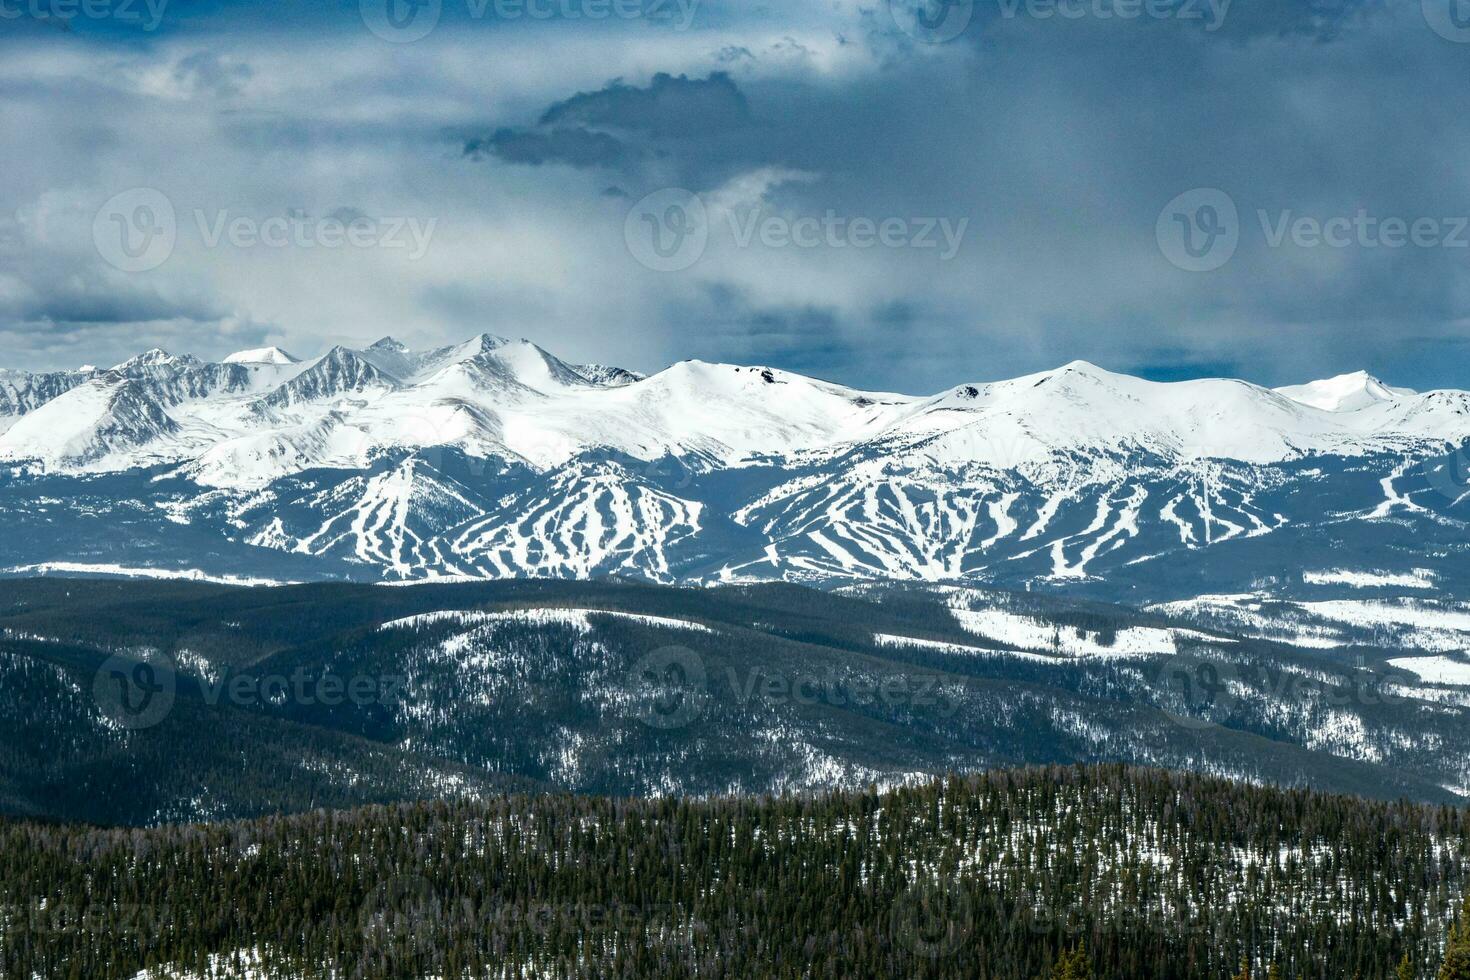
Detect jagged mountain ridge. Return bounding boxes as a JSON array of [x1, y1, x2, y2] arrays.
[[0, 336, 1468, 593], [0, 367, 94, 434], [5, 339, 1467, 479]]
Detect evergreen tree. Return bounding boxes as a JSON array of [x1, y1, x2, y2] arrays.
[[1048, 943, 1092, 979], [1441, 899, 1470, 980]]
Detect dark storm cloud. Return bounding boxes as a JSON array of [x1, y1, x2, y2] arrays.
[[465, 128, 627, 169], [0, 270, 250, 371], [465, 73, 753, 176], [538, 72, 753, 136], [2, 270, 228, 332], [17, 293, 221, 328], [769, 2, 1470, 389], [4, 0, 1469, 392]]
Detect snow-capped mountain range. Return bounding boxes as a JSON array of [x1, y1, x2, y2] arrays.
[[1, 334, 1468, 595]]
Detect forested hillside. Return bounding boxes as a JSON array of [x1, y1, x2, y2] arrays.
[[5, 578, 1470, 826], [3, 766, 1468, 979]]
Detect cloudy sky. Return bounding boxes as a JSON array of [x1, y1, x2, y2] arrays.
[[2, 0, 1468, 393]]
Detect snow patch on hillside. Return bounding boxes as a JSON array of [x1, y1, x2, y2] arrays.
[[1303, 568, 1437, 590], [873, 632, 1059, 662], [379, 607, 715, 635], [946, 602, 1228, 660], [0, 562, 289, 586], [1152, 594, 1470, 653], [1389, 655, 1470, 687]]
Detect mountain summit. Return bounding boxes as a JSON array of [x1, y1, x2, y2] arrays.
[[1274, 371, 1416, 413], [223, 347, 301, 366]]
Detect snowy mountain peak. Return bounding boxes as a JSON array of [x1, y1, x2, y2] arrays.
[[223, 346, 301, 366], [448, 333, 514, 359], [1010, 359, 1130, 393], [1275, 371, 1416, 413], [368, 336, 409, 354], [112, 348, 182, 371], [108, 349, 205, 381], [1055, 359, 1110, 376], [256, 346, 397, 410], [575, 364, 645, 387]]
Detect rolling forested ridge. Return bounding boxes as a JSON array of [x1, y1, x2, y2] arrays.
[[8, 579, 1470, 976], [5, 578, 1470, 827], [5, 766, 1470, 979]]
